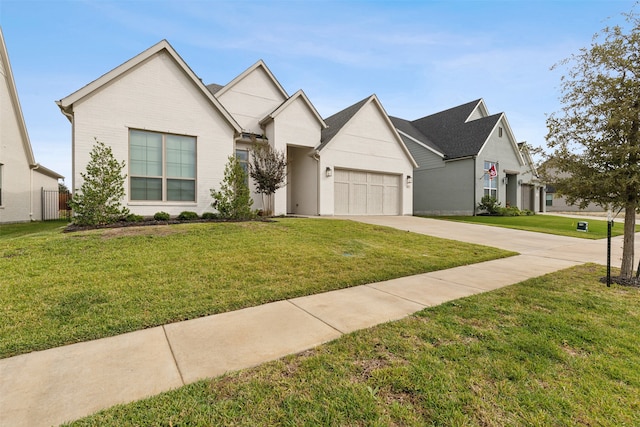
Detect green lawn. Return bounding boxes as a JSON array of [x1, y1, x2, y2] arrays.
[[0, 218, 514, 358], [429, 214, 636, 239], [65, 264, 640, 426]]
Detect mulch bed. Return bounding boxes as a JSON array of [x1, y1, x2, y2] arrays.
[[599, 276, 640, 287], [63, 217, 276, 233]]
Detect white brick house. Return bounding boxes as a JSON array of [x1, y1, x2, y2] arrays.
[[58, 40, 416, 217]]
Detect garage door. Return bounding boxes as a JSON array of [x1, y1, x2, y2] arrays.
[[334, 169, 400, 215]]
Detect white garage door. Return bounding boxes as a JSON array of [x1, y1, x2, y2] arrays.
[[334, 169, 400, 215]]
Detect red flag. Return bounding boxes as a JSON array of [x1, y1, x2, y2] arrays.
[[488, 164, 497, 180]]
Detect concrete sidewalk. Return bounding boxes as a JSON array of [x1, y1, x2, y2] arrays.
[[0, 216, 631, 426]]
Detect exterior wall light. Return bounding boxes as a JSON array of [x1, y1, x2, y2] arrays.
[[406, 175, 412, 184], [326, 167, 332, 177]]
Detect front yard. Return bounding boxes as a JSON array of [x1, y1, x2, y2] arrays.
[[0, 218, 514, 358]]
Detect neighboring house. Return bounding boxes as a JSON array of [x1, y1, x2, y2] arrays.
[[58, 40, 415, 217], [391, 99, 544, 216], [518, 142, 545, 212], [0, 27, 63, 223], [542, 165, 605, 213]]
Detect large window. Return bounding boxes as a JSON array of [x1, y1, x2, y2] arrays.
[[129, 130, 196, 202], [484, 161, 497, 199]]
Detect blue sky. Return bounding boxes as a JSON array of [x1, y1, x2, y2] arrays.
[[0, 0, 636, 183]]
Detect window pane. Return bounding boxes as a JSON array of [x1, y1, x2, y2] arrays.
[[130, 130, 162, 176], [166, 135, 196, 178], [167, 179, 195, 201], [131, 177, 162, 200], [236, 149, 249, 162]]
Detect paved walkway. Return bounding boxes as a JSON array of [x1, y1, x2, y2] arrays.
[[0, 216, 633, 427]]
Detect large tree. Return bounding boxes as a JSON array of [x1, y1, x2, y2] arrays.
[[545, 10, 640, 278]]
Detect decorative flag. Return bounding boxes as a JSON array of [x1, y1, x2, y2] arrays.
[[488, 164, 497, 180]]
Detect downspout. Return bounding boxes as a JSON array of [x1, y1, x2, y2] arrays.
[[30, 163, 39, 221], [60, 107, 75, 194], [312, 150, 320, 216], [473, 156, 477, 216]]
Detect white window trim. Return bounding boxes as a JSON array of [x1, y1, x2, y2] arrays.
[[129, 129, 197, 203]]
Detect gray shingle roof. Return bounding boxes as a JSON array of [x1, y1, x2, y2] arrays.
[[205, 83, 224, 95], [389, 116, 443, 154], [318, 96, 370, 151], [400, 99, 502, 160]]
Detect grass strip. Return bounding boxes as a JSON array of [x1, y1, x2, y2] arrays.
[[429, 214, 635, 239]]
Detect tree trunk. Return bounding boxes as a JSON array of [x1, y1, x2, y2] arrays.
[[620, 205, 636, 278]]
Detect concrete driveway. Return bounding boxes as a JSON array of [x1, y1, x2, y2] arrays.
[[343, 215, 629, 266]]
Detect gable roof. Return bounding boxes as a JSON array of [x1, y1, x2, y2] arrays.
[[389, 116, 445, 158], [319, 94, 417, 167], [1, 27, 63, 179], [410, 99, 503, 160], [205, 83, 224, 95], [393, 99, 523, 165], [1, 27, 35, 165], [213, 59, 289, 100], [318, 96, 370, 150], [259, 89, 327, 129], [56, 39, 241, 133], [518, 142, 539, 177]]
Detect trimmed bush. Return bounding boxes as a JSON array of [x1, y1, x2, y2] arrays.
[[201, 212, 218, 220], [498, 206, 522, 217], [178, 211, 199, 221], [153, 211, 171, 221], [124, 214, 144, 222]]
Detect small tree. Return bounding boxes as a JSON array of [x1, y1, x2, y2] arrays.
[[69, 139, 129, 226], [249, 143, 287, 216], [211, 156, 254, 219]]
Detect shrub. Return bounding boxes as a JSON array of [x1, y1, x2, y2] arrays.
[[477, 195, 501, 215], [69, 139, 129, 226], [124, 214, 144, 222], [211, 156, 255, 220], [201, 212, 218, 220], [524, 209, 535, 216], [178, 211, 199, 221], [154, 211, 171, 221], [498, 206, 522, 217]]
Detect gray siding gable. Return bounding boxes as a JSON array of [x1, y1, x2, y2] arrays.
[[390, 116, 444, 155], [400, 135, 444, 170]]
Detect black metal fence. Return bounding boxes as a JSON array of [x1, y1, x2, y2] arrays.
[[42, 188, 72, 221]]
